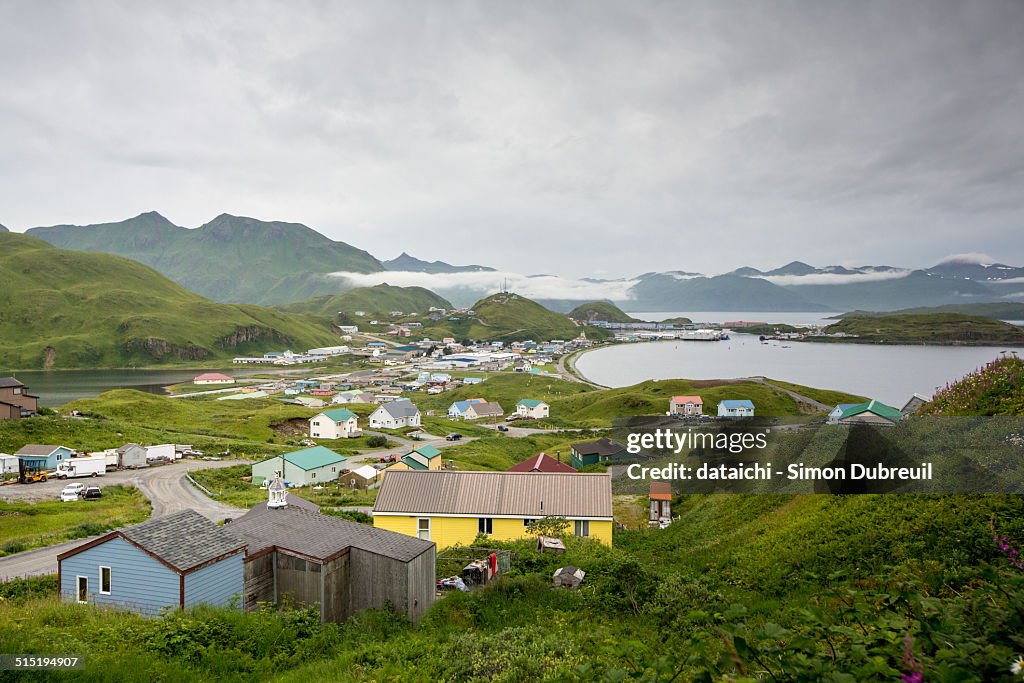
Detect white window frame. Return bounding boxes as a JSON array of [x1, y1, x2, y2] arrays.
[[99, 566, 111, 594], [574, 520, 590, 537], [76, 575, 88, 603], [417, 517, 431, 540], [478, 517, 493, 535]]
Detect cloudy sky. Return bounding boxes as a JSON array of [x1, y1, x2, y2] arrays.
[[1, 0, 1022, 278]]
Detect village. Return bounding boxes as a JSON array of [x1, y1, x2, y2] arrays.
[[0, 316, 930, 628]]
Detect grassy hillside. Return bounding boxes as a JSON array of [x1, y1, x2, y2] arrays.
[[27, 212, 384, 305], [919, 355, 1024, 416], [820, 312, 1024, 345], [786, 270, 998, 311], [279, 284, 452, 318], [836, 302, 1024, 320], [567, 301, 638, 323], [0, 233, 342, 369], [413, 293, 612, 342]]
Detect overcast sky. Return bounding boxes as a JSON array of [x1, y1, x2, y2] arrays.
[[1, 1, 1022, 278]]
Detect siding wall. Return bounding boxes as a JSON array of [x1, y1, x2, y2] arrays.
[[243, 554, 276, 611], [275, 552, 322, 608], [184, 552, 245, 608], [375, 515, 614, 548], [251, 457, 284, 485], [59, 537, 179, 615], [321, 552, 352, 623]]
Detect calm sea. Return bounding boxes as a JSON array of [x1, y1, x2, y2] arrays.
[[575, 335, 1018, 405]]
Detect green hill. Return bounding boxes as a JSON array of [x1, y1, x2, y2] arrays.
[[819, 312, 1024, 345], [629, 273, 829, 311], [413, 292, 612, 342], [835, 302, 1024, 320], [919, 355, 1024, 416], [279, 284, 452, 319], [567, 301, 638, 323], [0, 233, 341, 369], [26, 212, 383, 305]]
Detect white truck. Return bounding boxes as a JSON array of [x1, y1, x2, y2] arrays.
[[55, 454, 107, 479]]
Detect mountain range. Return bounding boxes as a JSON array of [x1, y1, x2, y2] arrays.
[[0, 232, 340, 369], [13, 211, 1024, 312]]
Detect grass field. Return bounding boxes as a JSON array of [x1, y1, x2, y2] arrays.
[[190, 464, 378, 509], [0, 485, 150, 556]]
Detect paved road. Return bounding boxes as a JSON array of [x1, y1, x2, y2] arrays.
[[0, 460, 245, 581]]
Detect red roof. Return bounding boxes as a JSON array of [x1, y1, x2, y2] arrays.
[[650, 482, 673, 500], [194, 373, 233, 382], [506, 452, 578, 474], [671, 395, 703, 404]]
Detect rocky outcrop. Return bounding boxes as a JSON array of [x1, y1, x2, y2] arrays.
[[123, 337, 210, 361], [214, 325, 291, 349]]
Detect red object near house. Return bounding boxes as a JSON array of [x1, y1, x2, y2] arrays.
[[506, 452, 577, 473]]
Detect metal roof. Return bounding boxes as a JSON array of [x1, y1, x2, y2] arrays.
[[317, 408, 357, 422], [377, 400, 420, 419], [14, 444, 65, 457], [720, 400, 755, 409], [506, 453, 577, 473], [374, 470, 613, 519], [278, 446, 347, 470], [229, 506, 433, 562], [120, 509, 246, 572], [839, 399, 902, 422], [516, 399, 547, 408]]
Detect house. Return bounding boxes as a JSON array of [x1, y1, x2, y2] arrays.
[[0, 377, 39, 420], [447, 398, 486, 419], [332, 390, 376, 405], [229, 488, 435, 623], [368, 400, 421, 429], [373, 470, 614, 548], [827, 403, 860, 425], [570, 438, 627, 469], [115, 444, 148, 469], [309, 409, 362, 439], [901, 393, 931, 416], [464, 401, 503, 421], [649, 482, 672, 524], [506, 453, 577, 474], [516, 399, 550, 419], [718, 400, 755, 418], [14, 444, 73, 471], [669, 395, 703, 417], [836, 399, 902, 427], [57, 509, 246, 615], [193, 372, 235, 385], [341, 464, 380, 490], [387, 445, 445, 472], [251, 446, 348, 487]]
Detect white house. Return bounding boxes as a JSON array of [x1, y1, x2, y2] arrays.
[[515, 399, 549, 419], [193, 372, 235, 385], [309, 408, 362, 439], [717, 400, 755, 418], [368, 399, 421, 429], [669, 396, 703, 417], [447, 398, 486, 419]]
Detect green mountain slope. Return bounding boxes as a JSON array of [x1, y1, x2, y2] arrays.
[[628, 273, 829, 311], [567, 301, 638, 323], [820, 313, 1024, 345], [278, 284, 452, 318], [836, 302, 1024, 320], [0, 233, 341, 369], [783, 270, 997, 311], [26, 212, 383, 305], [382, 252, 494, 273]]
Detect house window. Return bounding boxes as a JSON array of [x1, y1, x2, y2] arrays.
[[311, 472, 316, 479], [523, 518, 536, 528], [478, 518, 493, 535], [332, 467, 336, 472], [76, 576, 88, 603], [574, 520, 590, 537], [417, 518, 431, 541], [99, 566, 111, 594]]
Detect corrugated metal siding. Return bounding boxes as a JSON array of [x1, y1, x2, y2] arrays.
[[184, 552, 244, 608], [375, 471, 613, 518], [59, 537, 178, 615]]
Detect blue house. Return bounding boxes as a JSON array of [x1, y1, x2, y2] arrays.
[[14, 444, 73, 471], [827, 403, 860, 425], [57, 509, 246, 615], [718, 400, 755, 418]]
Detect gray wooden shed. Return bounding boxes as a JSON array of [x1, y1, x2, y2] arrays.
[[227, 505, 435, 623]]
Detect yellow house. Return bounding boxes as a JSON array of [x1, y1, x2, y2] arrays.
[[383, 445, 446, 474], [373, 470, 614, 548]]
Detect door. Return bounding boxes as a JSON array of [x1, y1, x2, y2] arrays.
[[77, 576, 88, 603]]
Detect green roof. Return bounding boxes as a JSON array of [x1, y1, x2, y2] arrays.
[[400, 454, 430, 470], [318, 408, 357, 422], [412, 444, 442, 459], [838, 400, 902, 423], [282, 446, 347, 470], [517, 399, 546, 408]]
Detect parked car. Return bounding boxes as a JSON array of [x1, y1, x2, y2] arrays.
[[60, 483, 85, 502], [497, 425, 509, 432], [82, 486, 102, 500], [446, 433, 463, 441]]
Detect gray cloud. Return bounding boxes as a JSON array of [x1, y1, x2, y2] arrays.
[[1, 0, 1022, 278]]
